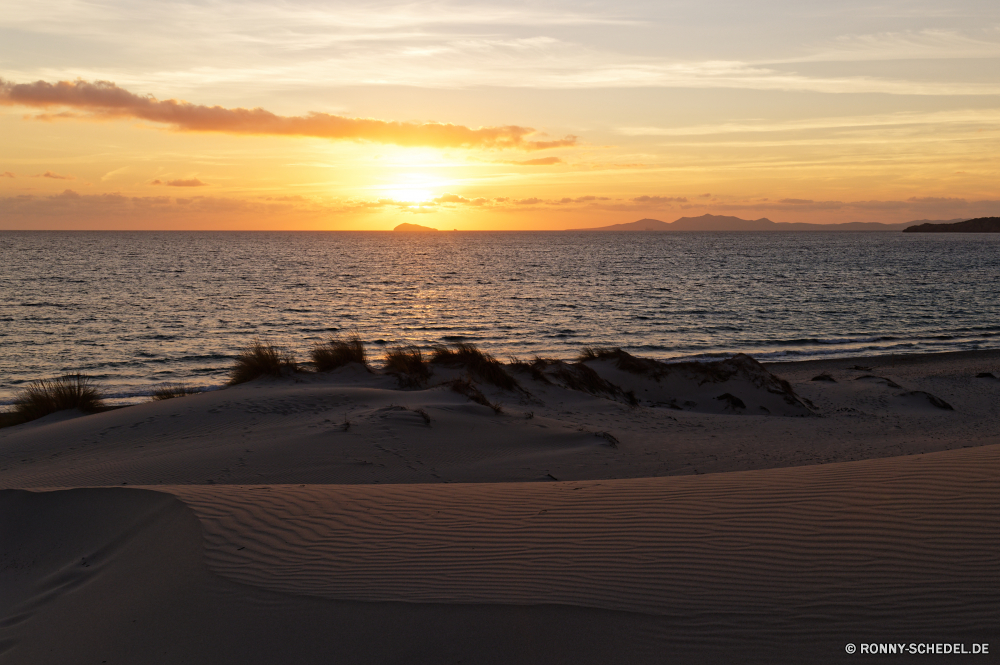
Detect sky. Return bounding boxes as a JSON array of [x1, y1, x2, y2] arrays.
[[1, 0, 998, 230]]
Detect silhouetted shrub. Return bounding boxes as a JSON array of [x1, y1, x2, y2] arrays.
[[228, 338, 297, 385], [450, 378, 503, 414], [579, 346, 663, 378], [507, 356, 553, 384], [431, 343, 520, 391], [13, 374, 105, 423], [544, 359, 639, 407], [385, 345, 430, 387], [312, 335, 368, 372]]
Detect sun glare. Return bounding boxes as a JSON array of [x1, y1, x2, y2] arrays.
[[385, 188, 434, 203]]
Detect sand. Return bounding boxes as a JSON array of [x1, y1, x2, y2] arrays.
[[2, 350, 999, 663]]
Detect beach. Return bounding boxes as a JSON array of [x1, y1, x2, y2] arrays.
[[2, 349, 998, 663]]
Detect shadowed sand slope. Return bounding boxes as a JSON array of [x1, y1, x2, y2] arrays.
[[0, 488, 669, 665], [2, 449, 999, 662], [160, 444, 1000, 647]]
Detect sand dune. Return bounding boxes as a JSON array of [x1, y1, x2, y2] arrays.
[[164, 442, 1000, 624], [2, 351, 996, 487], [2, 351, 999, 663], [3, 441, 998, 663], [1, 488, 670, 665]]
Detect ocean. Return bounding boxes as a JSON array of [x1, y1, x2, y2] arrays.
[[2, 230, 999, 404]]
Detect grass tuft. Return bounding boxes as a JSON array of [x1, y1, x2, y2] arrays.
[[507, 356, 552, 384], [13, 374, 105, 423], [431, 343, 520, 391], [580, 346, 663, 378], [450, 378, 503, 414], [312, 335, 369, 372], [151, 384, 202, 401], [228, 338, 298, 385], [384, 345, 431, 388]]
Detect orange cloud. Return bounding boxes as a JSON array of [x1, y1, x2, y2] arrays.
[[32, 171, 75, 180], [432, 194, 489, 206], [0, 78, 577, 151], [556, 196, 611, 204], [1, 171, 14, 178], [502, 157, 564, 165], [152, 178, 208, 187], [632, 195, 687, 204]]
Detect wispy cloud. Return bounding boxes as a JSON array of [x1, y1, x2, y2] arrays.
[[31, 170, 75, 180], [3, 2, 999, 98], [0, 78, 577, 150], [806, 29, 1000, 63], [0, 171, 14, 178], [618, 109, 1000, 137], [633, 195, 687, 204], [100, 166, 129, 181], [501, 157, 563, 166], [152, 178, 208, 187]]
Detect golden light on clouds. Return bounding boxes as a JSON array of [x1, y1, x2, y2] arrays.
[[1, 0, 998, 229]]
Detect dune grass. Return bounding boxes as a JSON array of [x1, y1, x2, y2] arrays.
[[431, 343, 520, 391], [12, 374, 105, 424], [525, 357, 639, 406], [450, 377, 503, 414], [384, 345, 431, 388], [228, 338, 298, 385], [508, 356, 554, 384], [151, 384, 202, 401], [312, 335, 369, 372], [580, 346, 664, 378]]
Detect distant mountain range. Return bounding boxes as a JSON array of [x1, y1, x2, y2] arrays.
[[903, 217, 1000, 233], [567, 214, 971, 232]]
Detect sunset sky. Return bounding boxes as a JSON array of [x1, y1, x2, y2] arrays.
[[1, 0, 998, 229]]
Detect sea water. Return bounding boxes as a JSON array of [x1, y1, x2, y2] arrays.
[[2, 230, 999, 404]]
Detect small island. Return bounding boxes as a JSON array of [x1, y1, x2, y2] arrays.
[[393, 223, 438, 232], [903, 217, 1000, 233]]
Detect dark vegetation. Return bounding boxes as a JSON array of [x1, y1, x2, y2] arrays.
[[384, 345, 431, 388], [431, 343, 521, 391], [228, 338, 298, 385], [311, 335, 369, 372], [580, 346, 663, 378], [414, 408, 431, 425], [508, 356, 553, 384], [579, 348, 809, 410], [151, 384, 203, 400], [4, 337, 832, 423], [11, 374, 105, 424], [449, 378, 503, 414], [534, 356, 639, 406]]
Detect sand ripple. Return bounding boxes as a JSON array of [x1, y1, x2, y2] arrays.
[[159, 442, 1000, 635]]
